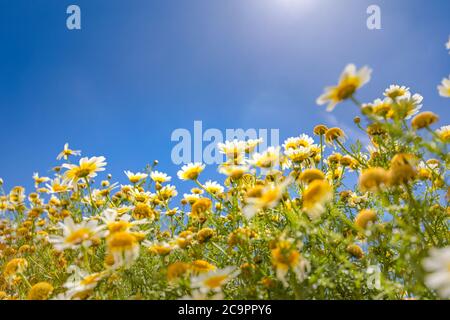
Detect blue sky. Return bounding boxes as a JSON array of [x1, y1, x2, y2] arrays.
[[0, 0, 449, 192]]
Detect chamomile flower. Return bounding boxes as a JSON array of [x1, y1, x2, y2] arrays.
[[203, 180, 224, 195], [62, 156, 107, 187], [57, 143, 81, 161], [384, 85, 410, 100], [245, 138, 263, 153], [436, 125, 450, 142], [438, 75, 450, 98], [32, 173, 50, 188], [284, 146, 311, 163], [190, 266, 240, 294], [317, 64, 372, 111], [243, 178, 292, 219], [394, 93, 423, 119], [60, 266, 108, 300], [49, 217, 107, 251], [177, 162, 205, 181], [218, 140, 246, 161], [302, 180, 333, 220], [124, 171, 148, 184], [250, 146, 281, 169], [44, 177, 71, 194], [271, 239, 310, 286], [150, 170, 171, 183], [218, 164, 250, 179], [106, 231, 140, 269]]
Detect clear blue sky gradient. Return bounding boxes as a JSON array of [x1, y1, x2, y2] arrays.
[[0, 0, 449, 192]]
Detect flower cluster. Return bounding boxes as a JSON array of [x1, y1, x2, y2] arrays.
[[0, 39, 449, 301]]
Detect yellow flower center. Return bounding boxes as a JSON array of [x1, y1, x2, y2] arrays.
[[66, 228, 92, 245]]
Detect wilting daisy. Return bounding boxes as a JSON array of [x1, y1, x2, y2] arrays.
[[203, 180, 224, 195], [177, 162, 205, 181], [243, 178, 292, 219], [302, 180, 333, 220], [190, 266, 240, 294], [49, 217, 107, 251], [423, 247, 450, 298], [57, 143, 81, 161], [150, 170, 171, 183], [438, 75, 450, 98], [317, 64, 372, 111], [63, 156, 107, 187], [124, 171, 148, 184], [384, 85, 410, 100]]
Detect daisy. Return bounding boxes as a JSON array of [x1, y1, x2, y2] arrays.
[[45, 177, 71, 194], [106, 231, 140, 269], [218, 163, 250, 179], [438, 75, 450, 98], [245, 138, 263, 153], [384, 85, 410, 100], [56, 143, 81, 160], [249, 146, 281, 169], [150, 170, 171, 183], [271, 239, 310, 286], [302, 180, 333, 220], [317, 64, 372, 111], [59, 266, 108, 300], [63, 156, 107, 187], [243, 178, 292, 219], [49, 217, 107, 251], [284, 146, 312, 163], [423, 247, 450, 298], [101, 208, 148, 234], [218, 140, 246, 161], [203, 180, 224, 195], [446, 36, 450, 52], [190, 266, 240, 294], [177, 162, 205, 181], [124, 171, 148, 184], [32, 173, 50, 187], [158, 184, 178, 200], [436, 125, 450, 142], [394, 93, 423, 119]]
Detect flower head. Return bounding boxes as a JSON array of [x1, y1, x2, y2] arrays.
[[177, 162, 205, 181], [63, 156, 107, 187], [438, 75, 450, 98], [57, 143, 81, 161], [317, 64, 372, 111]]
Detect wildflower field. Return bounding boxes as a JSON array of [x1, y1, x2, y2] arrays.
[[1, 51, 449, 300]]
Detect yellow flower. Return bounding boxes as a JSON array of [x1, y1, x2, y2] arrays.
[[197, 228, 214, 244], [411, 111, 439, 130], [438, 75, 450, 97], [124, 171, 148, 184], [3, 258, 28, 280], [177, 162, 205, 181], [203, 180, 224, 195], [313, 124, 329, 136], [302, 180, 333, 220], [243, 178, 292, 219], [107, 231, 140, 269], [191, 267, 239, 293], [63, 156, 107, 187], [57, 143, 81, 160], [167, 262, 190, 282], [299, 168, 325, 184], [271, 240, 309, 285], [384, 85, 410, 100], [317, 64, 372, 111], [150, 170, 171, 183], [346, 244, 364, 259], [355, 209, 377, 229], [27, 282, 54, 300], [190, 260, 216, 274], [358, 167, 389, 193], [324, 127, 346, 145], [436, 125, 450, 142]]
